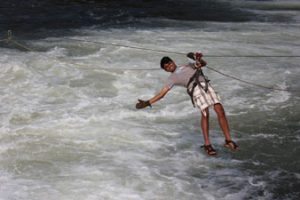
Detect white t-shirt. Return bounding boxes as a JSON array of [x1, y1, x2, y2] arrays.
[[164, 64, 206, 89]]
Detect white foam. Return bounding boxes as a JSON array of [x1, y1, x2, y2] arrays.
[[1, 22, 299, 200], [248, 177, 265, 187]]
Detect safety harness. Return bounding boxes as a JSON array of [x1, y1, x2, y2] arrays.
[[186, 67, 210, 107]]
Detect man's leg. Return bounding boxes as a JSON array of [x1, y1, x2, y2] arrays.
[[214, 103, 232, 141], [201, 108, 211, 145], [201, 108, 217, 155]]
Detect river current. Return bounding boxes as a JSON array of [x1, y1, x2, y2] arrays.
[[1, 0, 300, 199]]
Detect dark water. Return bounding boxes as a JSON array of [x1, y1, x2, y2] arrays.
[[1, 0, 297, 36]]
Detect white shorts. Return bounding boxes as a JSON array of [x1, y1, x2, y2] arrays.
[[192, 83, 221, 116]]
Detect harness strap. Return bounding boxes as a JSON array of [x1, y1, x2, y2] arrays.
[[186, 69, 209, 107]]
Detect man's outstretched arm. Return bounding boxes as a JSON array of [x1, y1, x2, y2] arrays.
[[136, 86, 171, 109]]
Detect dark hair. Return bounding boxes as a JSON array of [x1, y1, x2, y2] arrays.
[[160, 56, 172, 69]]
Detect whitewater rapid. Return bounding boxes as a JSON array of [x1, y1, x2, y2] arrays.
[[1, 20, 300, 200]]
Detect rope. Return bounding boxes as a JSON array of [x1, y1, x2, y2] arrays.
[[205, 66, 294, 92], [61, 37, 300, 92], [204, 55, 300, 58], [64, 37, 300, 58], [1, 30, 299, 93], [10, 40, 35, 51], [0, 30, 35, 51], [64, 38, 184, 55]]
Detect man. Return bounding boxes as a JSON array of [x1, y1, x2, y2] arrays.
[[136, 52, 238, 156]]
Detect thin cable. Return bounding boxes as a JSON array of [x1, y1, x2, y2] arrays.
[[10, 39, 35, 51], [0, 30, 35, 51], [64, 37, 185, 55], [206, 66, 294, 92], [63, 38, 299, 92], [1, 31, 299, 92], [65, 37, 300, 58], [204, 55, 300, 58]]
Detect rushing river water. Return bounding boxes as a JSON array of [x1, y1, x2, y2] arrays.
[[1, 0, 300, 199]]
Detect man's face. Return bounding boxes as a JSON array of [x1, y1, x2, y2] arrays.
[[163, 61, 176, 72]]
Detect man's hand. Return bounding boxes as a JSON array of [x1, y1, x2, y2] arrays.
[[136, 99, 151, 109], [195, 52, 203, 61], [187, 52, 203, 61], [187, 52, 206, 68]]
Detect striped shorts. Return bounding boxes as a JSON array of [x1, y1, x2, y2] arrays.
[[191, 83, 221, 116]]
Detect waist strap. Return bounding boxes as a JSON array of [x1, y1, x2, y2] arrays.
[[186, 69, 209, 107]]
